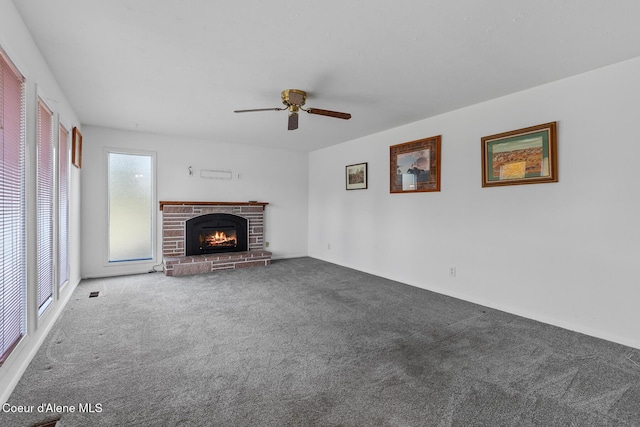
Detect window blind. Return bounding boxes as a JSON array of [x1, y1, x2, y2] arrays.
[[58, 125, 69, 288], [37, 98, 54, 313], [0, 50, 26, 362]]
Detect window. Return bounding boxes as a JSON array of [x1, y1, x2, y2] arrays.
[[1, 50, 26, 362], [107, 151, 154, 262], [37, 98, 54, 314], [58, 125, 69, 288]]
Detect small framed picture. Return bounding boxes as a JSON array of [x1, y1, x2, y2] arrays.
[[346, 162, 368, 190], [481, 122, 557, 187], [72, 126, 83, 168], [390, 135, 441, 193]]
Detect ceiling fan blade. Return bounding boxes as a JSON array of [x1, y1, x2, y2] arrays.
[[306, 108, 351, 120], [288, 113, 299, 130], [234, 107, 285, 113]]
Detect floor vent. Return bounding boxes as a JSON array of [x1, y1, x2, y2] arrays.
[[89, 291, 100, 298], [32, 417, 62, 427]]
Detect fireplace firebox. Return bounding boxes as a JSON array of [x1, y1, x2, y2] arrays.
[[185, 213, 248, 256]]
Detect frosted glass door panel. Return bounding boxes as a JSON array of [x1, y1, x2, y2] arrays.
[[108, 152, 153, 262]]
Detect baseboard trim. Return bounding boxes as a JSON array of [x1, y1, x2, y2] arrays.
[[309, 255, 640, 351]]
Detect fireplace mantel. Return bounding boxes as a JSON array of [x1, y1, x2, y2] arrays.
[[159, 201, 268, 211]]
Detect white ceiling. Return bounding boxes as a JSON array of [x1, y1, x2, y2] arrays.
[[11, 0, 640, 151]]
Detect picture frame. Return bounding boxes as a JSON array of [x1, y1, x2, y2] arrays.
[[481, 122, 557, 187], [390, 135, 441, 193], [346, 162, 368, 190], [72, 126, 83, 168]]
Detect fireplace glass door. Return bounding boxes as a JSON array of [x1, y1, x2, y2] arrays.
[[199, 226, 238, 251], [185, 213, 248, 255]]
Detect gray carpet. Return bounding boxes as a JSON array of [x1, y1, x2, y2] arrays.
[[2, 257, 640, 426]]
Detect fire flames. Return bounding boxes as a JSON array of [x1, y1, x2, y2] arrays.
[[205, 231, 236, 247]]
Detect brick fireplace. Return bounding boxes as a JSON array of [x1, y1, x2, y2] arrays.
[[160, 201, 272, 276]]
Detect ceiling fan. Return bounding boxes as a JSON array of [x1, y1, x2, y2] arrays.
[[234, 89, 351, 130]]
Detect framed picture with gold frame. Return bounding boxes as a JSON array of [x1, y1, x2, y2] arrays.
[[72, 126, 82, 168], [390, 135, 441, 193], [481, 122, 557, 187]]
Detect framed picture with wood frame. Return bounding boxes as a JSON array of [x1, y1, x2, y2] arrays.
[[72, 126, 83, 168], [390, 135, 441, 193], [481, 122, 557, 187], [345, 162, 368, 190]]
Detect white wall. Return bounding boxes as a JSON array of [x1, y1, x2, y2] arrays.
[[81, 126, 309, 278], [0, 0, 82, 404], [309, 56, 640, 350]]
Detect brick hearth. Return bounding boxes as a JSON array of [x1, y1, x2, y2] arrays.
[[160, 201, 271, 276]]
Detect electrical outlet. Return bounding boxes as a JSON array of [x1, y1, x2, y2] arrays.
[[449, 267, 456, 277], [265, 241, 270, 248], [328, 243, 331, 250]]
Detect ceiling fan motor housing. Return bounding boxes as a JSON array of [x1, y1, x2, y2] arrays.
[[282, 89, 306, 107]]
